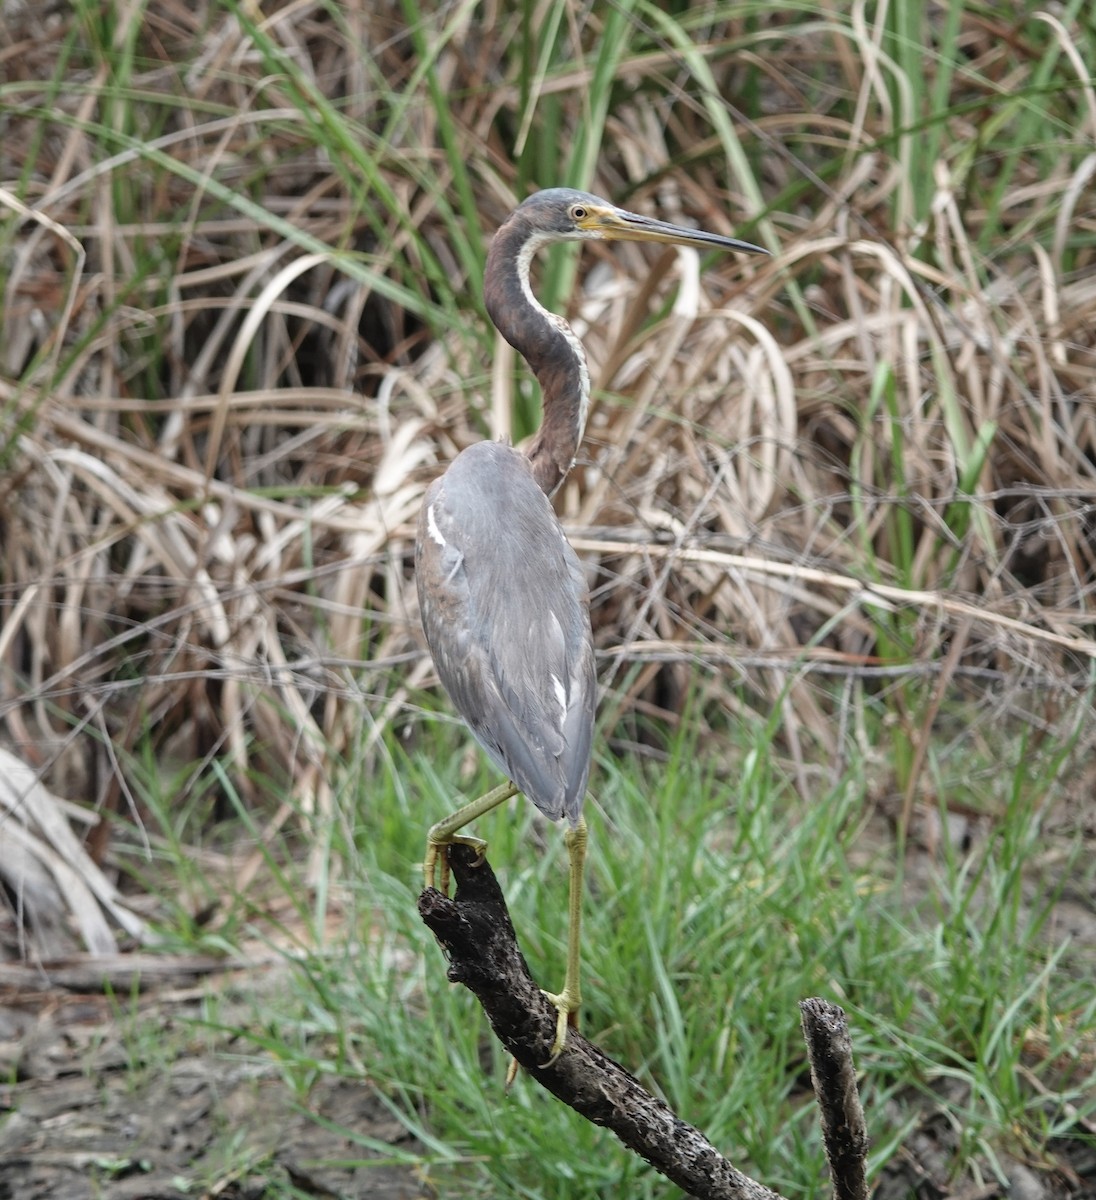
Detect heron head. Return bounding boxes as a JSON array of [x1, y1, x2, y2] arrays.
[[513, 187, 767, 256]]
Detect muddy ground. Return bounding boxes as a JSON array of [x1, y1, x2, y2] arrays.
[[0, 958, 428, 1200]]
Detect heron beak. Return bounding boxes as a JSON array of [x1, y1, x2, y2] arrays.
[[578, 203, 768, 256]]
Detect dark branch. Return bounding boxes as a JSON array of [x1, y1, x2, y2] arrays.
[[420, 846, 872, 1198], [799, 999, 870, 1200], [420, 844, 793, 1200]]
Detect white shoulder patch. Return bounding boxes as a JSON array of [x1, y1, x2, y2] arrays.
[[550, 672, 568, 730], [426, 503, 446, 547]]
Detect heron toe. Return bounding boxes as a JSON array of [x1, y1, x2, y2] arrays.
[[423, 832, 488, 895], [539, 985, 580, 1066]]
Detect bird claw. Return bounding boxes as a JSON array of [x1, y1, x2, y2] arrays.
[[538, 987, 579, 1067], [423, 834, 488, 896]]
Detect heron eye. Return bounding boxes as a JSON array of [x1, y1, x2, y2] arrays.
[[570, 205, 587, 221]]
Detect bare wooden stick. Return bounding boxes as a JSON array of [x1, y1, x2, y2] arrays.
[[799, 998, 870, 1200], [420, 844, 866, 1199]]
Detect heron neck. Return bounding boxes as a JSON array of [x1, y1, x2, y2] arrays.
[[483, 219, 590, 496]]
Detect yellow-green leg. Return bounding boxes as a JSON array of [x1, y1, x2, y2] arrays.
[[423, 780, 519, 894], [539, 815, 587, 1065], [425, 789, 587, 1069]]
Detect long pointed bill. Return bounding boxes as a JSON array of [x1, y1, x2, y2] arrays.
[[579, 203, 768, 256]]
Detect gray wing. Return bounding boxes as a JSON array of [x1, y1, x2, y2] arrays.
[[415, 443, 595, 823]]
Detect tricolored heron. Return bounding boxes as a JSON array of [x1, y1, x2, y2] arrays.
[[416, 187, 766, 1062]]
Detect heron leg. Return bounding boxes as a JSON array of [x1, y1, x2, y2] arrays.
[[424, 780, 519, 894], [539, 814, 587, 1066]]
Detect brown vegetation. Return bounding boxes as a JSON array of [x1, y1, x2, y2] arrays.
[[1, 1, 1094, 947]]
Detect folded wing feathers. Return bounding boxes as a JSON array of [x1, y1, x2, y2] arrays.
[[416, 446, 594, 824]]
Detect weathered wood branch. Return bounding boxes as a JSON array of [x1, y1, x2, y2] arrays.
[[419, 844, 869, 1200], [799, 998, 870, 1200]]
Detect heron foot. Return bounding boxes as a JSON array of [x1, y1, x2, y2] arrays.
[[423, 782, 518, 893], [423, 833, 487, 895], [538, 985, 580, 1067]]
